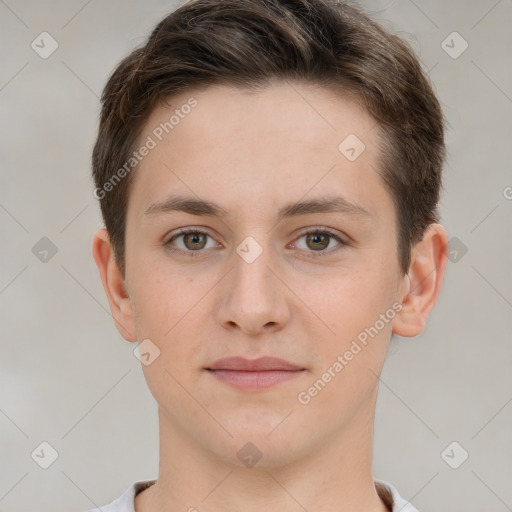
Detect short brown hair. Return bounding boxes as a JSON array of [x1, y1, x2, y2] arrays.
[[92, 0, 445, 277]]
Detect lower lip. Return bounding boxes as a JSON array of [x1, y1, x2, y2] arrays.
[[206, 369, 305, 390]]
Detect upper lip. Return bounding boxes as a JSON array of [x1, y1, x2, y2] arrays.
[[206, 356, 304, 371]]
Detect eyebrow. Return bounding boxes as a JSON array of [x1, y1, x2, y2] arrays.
[[143, 194, 371, 221]]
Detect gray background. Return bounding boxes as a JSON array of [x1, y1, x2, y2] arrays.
[[1, 1, 511, 511]]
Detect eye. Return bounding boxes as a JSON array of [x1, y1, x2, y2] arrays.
[[165, 228, 218, 258], [291, 228, 347, 258], [164, 227, 348, 259]]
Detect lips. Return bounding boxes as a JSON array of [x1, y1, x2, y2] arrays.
[[205, 356, 305, 391], [206, 356, 304, 372]]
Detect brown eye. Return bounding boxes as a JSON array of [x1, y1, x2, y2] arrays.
[[305, 232, 330, 251], [165, 229, 216, 257], [182, 232, 207, 250], [293, 228, 346, 258]]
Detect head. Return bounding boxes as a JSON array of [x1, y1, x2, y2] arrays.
[[92, 0, 448, 469]]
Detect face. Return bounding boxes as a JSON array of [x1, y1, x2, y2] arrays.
[[119, 80, 409, 466]]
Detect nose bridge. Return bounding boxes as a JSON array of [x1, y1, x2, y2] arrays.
[[219, 233, 288, 333], [232, 234, 276, 302]]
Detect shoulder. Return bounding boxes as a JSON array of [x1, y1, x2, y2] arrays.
[[83, 480, 156, 512], [375, 480, 420, 512]]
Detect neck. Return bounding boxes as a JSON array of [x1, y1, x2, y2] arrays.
[[135, 393, 388, 512]]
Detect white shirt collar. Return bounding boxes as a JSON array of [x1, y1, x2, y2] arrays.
[[86, 478, 419, 512]]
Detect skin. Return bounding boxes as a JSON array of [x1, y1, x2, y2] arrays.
[[92, 79, 448, 512]]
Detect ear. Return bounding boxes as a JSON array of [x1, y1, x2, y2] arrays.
[[392, 223, 449, 338], [91, 228, 137, 342]]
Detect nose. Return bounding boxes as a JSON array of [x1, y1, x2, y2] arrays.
[[215, 239, 291, 336]]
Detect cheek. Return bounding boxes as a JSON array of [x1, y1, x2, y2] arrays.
[[303, 263, 398, 398], [129, 269, 182, 345], [130, 270, 205, 406], [298, 273, 395, 415], [129, 264, 214, 362], [305, 264, 394, 337]]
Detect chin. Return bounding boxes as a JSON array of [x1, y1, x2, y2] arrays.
[[211, 424, 303, 469]]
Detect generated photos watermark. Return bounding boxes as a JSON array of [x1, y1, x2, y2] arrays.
[[93, 97, 198, 200], [297, 301, 403, 405]]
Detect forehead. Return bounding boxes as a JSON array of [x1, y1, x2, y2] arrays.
[[127, 80, 393, 226]]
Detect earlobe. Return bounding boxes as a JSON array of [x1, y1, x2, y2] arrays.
[[91, 228, 137, 342], [392, 223, 449, 338]]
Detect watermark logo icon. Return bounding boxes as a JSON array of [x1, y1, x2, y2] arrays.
[[32, 237, 58, 263], [441, 441, 469, 469], [441, 31, 468, 59], [338, 134, 366, 162], [133, 338, 161, 366], [236, 236, 263, 264], [447, 236, 468, 263], [31, 441, 59, 469], [236, 442, 262, 468], [31, 32, 59, 59]]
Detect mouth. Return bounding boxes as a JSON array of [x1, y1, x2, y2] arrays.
[[205, 356, 306, 391]]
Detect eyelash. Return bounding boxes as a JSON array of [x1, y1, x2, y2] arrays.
[[164, 227, 348, 259]]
